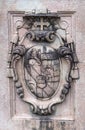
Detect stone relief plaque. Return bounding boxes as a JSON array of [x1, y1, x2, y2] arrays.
[[8, 10, 79, 116]]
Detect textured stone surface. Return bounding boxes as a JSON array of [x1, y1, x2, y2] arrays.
[[0, 0, 85, 130]]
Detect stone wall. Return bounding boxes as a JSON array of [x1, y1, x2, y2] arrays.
[[0, 0, 85, 130]]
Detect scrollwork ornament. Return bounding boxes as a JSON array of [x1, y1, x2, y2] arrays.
[[8, 10, 79, 115]]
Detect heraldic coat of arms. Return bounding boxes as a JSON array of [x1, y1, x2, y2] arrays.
[[8, 10, 79, 115]]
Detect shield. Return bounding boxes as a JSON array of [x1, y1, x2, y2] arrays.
[[24, 45, 60, 99], [10, 11, 79, 115]]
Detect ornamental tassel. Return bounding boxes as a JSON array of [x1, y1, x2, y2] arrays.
[[68, 42, 79, 80], [11, 31, 19, 45], [8, 31, 19, 78], [71, 63, 79, 80], [66, 32, 79, 80], [7, 67, 14, 78]]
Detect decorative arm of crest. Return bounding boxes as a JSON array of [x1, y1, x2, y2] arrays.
[[57, 46, 72, 100], [8, 11, 80, 115], [12, 45, 26, 98]]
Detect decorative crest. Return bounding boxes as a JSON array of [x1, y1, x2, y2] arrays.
[[8, 10, 79, 115]]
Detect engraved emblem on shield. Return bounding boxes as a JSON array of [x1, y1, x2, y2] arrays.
[[24, 45, 60, 99], [8, 10, 79, 115]]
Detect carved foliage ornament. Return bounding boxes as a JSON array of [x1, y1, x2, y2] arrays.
[[8, 10, 79, 115]]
